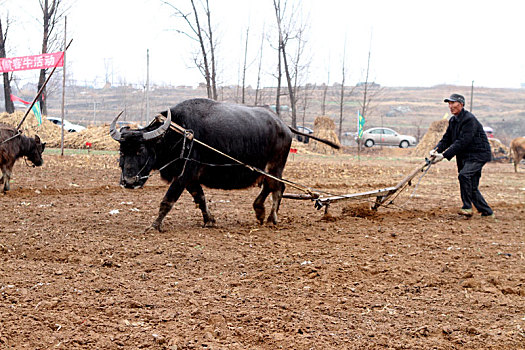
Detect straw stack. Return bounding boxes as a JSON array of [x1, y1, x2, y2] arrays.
[[412, 119, 448, 157], [488, 138, 509, 161], [308, 116, 341, 155], [47, 124, 119, 150]]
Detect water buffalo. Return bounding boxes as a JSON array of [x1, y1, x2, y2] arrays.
[[510, 136, 525, 172], [110, 98, 339, 231], [0, 124, 45, 193]]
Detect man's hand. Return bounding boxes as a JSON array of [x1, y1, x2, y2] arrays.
[[431, 152, 444, 164], [429, 149, 438, 157]]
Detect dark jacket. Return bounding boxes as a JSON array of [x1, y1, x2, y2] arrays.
[[435, 108, 491, 163]]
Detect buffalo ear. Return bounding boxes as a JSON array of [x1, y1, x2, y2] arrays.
[[41, 142, 46, 152], [34, 134, 41, 143]]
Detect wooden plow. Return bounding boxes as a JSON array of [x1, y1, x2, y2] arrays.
[[283, 159, 434, 213]]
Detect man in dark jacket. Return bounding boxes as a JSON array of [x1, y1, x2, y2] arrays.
[[430, 93, 494, 218]]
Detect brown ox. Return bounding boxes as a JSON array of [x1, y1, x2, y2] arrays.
[[509, 136, 525, 172], [0, 124, 45, 193]]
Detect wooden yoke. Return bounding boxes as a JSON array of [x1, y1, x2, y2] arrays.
[[155, 114, 193, 140]]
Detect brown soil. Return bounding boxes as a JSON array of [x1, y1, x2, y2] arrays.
[[1, 151, 524, 349]]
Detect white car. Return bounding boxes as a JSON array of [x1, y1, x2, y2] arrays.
[[46, 117, 86, 132], [360, 127, 417, 148]]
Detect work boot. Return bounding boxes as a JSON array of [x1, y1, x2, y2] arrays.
[[458, 208, 473, 217], [481, 212, 496, 220]]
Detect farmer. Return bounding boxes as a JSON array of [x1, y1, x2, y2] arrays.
[[429, 93, 495, 218]]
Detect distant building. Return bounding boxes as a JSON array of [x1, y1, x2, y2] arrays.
[[356, 82, 381, 88]]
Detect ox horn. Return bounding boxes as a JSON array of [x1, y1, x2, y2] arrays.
[[142, 109, 172, 141], [109, 110, 125, 141]]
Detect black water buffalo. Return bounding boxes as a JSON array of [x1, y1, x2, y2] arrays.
[[0, 124, 45, 193], [110, 98, 339, 231]]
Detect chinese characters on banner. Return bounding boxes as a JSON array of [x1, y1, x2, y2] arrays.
[[0, 52, 64, 73]]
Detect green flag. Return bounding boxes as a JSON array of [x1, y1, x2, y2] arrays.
[[32, 101, 42, 125], [357, 110, 365, 138]]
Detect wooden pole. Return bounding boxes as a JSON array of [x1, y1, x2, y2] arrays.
[[146, 49, 150, 125], [60, 16, 67, 156], [470, 80, 474, 112]]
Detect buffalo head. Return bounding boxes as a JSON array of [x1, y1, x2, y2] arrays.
[[27, 135, 46, 167], [110, 110, 172, 188]]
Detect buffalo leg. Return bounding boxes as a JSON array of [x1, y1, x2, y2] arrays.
[[186, 183, 215, 227], [0, 169, 4, 192], [149, 181, 185, 232], [0, 166, 12, 193], [268, 182, 285, 224], [253, 183, 271, 224]]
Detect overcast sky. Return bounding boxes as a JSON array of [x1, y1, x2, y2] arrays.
[[3, 0, 525, 89]]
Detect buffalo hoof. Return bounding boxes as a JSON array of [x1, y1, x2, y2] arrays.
[[203, 221, 216, 228], [267, 214, 278, 225], [145, 222, 162, 233], [203, 215, 216, 228]]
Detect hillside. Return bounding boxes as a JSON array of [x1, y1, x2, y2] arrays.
[[5, 84, 525, 144]]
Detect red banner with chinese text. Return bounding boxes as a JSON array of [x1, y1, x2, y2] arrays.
[[0, 52, 64, 73]]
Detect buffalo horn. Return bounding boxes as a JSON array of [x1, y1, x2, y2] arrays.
[[109, 110, 125, 141], [142, 109, 172, 141]]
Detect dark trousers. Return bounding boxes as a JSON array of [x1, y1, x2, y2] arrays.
[[457, 160, 493, 215]]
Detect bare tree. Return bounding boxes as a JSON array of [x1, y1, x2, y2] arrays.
[[203, 0, 217, 100], [0, 15, 14, 113], [37, 0, 65, 115], [359, 52, 383, 125], [162, 0, 218, 100], [241, 26, 249, 104], [291, 21, 310, 126], [337, 39, 356, 139], [274, 27, 282, 118], [300, 83, 316, 127], [338, 48, 346, 140], [273, 0, 307, 129], [254, 26, 265, 106], [321, 73, 329, 116], [360, 48, 371, 122], [357, 42, 383, 152]]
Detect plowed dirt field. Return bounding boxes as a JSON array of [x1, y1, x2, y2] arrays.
[[1, 150, 524, 349]]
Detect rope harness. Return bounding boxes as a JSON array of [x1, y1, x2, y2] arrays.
[[139, 129, 196, 181]]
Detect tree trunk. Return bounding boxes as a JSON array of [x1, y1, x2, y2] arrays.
[[275, 37, 282, 118], [281, 43, 296, 128], [254, 28, 264, 106], [204, 0, 217, 100], [0, 17, 14, 113], [241, 27, 249, 104], [38, 0, 52, 116], [3, 72, 14, 113], [273, 0, 296, 128], [190, 0, 212, 99], [338, 44, 346, 140]]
